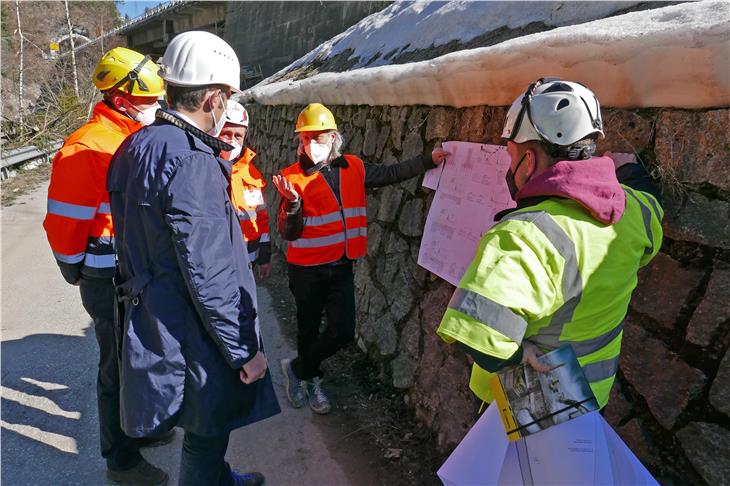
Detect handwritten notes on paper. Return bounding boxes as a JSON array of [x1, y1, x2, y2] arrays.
[[418, 141, 515, 286]]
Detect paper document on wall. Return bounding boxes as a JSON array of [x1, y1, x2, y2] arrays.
[[418, 141, 515, 286]]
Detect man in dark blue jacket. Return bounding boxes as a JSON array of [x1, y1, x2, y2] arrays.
[[107, 31, 279, 486]]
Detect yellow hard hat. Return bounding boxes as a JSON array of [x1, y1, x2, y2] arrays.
[[295, 103, 337, 132], [93, 47, 165, 97]]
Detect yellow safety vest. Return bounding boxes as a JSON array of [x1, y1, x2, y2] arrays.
[[437, 186, 663, 408]]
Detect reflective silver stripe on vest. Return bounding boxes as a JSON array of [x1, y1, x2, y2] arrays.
[[561, 321, 624, 357], [238, 209, 257, 221], [260, 232, 270, 243], [582, 355, 620, 383], [500, 211, 583, 349], [642, 191, 663, 222], [290, 233, 345, 248], [448, 288, 528, 343], [47, 199, 96, 220], [303, 211, 342, 227], [54, 251, 85, 264], [625, 188, 655, 255], [97, 202, 111, 214], [84, 253, 116, 268], [346, 227, 367, 239], [343, 206, 367, 218]]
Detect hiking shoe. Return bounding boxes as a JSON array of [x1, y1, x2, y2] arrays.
[[280, 358, 307, 408], [107, 457, 168, 485], [231, 470, 265, 486], [134, 428, 176, 448], [307, 377, 332, 415]]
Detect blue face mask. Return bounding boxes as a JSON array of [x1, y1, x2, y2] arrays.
[[505, 153, 526, 201]]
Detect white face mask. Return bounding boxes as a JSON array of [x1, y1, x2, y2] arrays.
[[209, 93, 227, 137], [133, 104, 159, 126], [305, 141, 331, 164], [221, 140, 242, 161]]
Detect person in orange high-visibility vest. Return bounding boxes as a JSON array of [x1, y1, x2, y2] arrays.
[[42, 47, 169, 485], [218, 100, 272, 280], [273, 102, 448, 415]]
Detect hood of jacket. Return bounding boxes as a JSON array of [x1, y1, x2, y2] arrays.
[[515, 156, 625, 224]]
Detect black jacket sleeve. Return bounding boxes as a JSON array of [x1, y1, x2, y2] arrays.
[[456, 342, 524, 372], [616, 162, 663, 207], [57, 260, 83, 285], [256, 241, 271, 265], [364, 154, 436, 189], [277, 196, 304, 241]]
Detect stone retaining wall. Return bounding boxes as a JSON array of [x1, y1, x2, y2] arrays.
[[246, 103, 730, 484]]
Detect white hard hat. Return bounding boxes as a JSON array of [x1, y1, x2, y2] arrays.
[[159, 31, 241, 92], [502, 78, 604, 146], [224, 100, 249, 127]]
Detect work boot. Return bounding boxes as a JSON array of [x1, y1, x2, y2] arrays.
[[280, 358, 307, 408], [231, 470, 265, 486], [307, 377, 332, 415], [134, 428, 176, 448], [106, 457, 168, 485]]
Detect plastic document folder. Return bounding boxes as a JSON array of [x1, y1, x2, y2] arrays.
[[437, 402, 658, 485]]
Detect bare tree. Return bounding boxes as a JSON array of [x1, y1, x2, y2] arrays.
[[63, 0, 79, 98], [14, 0, 23, 128]]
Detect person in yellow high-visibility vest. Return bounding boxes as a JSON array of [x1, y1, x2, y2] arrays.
[[437, 78, 664, 410]]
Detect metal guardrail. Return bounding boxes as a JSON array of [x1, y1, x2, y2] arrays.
[[1, 141, 63, 180]]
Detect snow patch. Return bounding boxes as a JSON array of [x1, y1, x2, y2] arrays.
[[242, 1, 730, 109], [262, 1, 648, 84]]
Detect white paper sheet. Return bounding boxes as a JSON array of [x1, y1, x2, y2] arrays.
[[418, 141, 515, 286], [438, 405, 658, 486], [437, 402, 510, 486]]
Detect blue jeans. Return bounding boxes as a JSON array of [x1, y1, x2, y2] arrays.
[[179, 431, 233, 486]]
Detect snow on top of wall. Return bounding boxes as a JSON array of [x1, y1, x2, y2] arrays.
[[262, 1, 647, 84], [242, 1, 730, 109]]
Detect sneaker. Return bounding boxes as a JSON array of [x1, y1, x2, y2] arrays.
[[134, 428, 176, 448], [280, 358, 307, 408], [231, 470, 265, 486], [307, 377, 332, 415], [107, 457, 168, 485]]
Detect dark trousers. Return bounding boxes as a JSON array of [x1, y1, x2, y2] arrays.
[[79, 278, 142, 471], [288, 262, 356, 380], [179, 431, 233, 486]]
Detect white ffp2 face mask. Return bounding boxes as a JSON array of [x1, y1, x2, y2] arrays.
[[221, 140, 242, 161], [133, 104, 159, 126], [209, 93, 227, 137], [305, 141, 331, 164]]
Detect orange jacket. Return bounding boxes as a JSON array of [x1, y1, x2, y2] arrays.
[[230, 147, 271, 264], [43, 101, 140, 282], [279, 154, 367, 265]]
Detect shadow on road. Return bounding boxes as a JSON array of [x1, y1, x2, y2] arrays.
[[1, 325, 111, 485]]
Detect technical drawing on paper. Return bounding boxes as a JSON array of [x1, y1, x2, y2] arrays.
[[418, 141, 515, 286]]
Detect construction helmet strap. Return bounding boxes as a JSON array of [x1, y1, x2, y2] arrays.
[[109, 55, 152, 95]]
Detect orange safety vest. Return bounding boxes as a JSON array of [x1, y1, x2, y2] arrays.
[[230, 147, 270, 261], [43, 101, 140, 278], [280, 154, 367, 265]]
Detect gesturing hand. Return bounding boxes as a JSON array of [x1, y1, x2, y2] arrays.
[[257, 263, 272, 280], [240, 351, 268, 384], [521, 342, 551, 373], [272, 175, 299, 202]]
